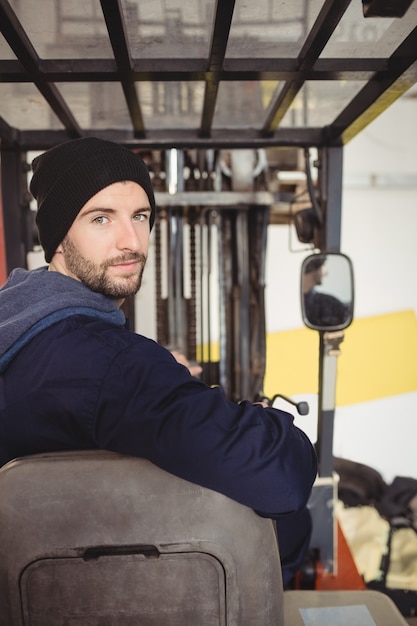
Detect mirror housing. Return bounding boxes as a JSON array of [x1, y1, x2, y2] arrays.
[[301, 252, 354, 331]]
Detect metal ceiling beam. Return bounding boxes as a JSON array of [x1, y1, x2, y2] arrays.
[[200, 0, 235, 137], [261, 0, 352, 136], [17, 126, 324, 151], [0, 57, 388, 83], [327, 24, 417, 145], [100, 0, 145, 137], [0, 0, 82, 137], [362, 0, 414, 18], [224, 57, 386, 80]]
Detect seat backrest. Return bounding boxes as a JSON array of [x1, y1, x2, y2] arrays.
[[0, 450, 284, 626]]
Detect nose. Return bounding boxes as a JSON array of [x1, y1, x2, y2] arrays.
[[116, 219, 142, 252]]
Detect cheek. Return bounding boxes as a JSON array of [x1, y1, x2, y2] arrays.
[[75, 232, 111, 260]]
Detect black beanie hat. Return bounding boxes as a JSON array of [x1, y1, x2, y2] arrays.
[[30, 137, 156, 263]]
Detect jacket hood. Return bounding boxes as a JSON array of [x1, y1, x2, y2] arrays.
[[0, 267, 125, 372]]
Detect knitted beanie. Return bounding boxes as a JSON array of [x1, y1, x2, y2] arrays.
[[30, 137, 156, 263]]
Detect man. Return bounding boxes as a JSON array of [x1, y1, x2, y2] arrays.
[[0, 137, 317, 584]]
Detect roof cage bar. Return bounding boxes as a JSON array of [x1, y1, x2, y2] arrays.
[[328, 23, 417, 145], [100, 0, 145, 137], [200, 0, 235, 138], [261, 0, 352, 135]]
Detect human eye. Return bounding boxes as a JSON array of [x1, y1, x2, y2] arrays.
[[92, 215, 110, 225], [133, 211, 150, 222]]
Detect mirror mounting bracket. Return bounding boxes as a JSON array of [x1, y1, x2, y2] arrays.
[[323, 330, 345, 356]]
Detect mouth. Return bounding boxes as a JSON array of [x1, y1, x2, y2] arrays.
[[106, 253, 146, 276], [110, 261, 139, 272]]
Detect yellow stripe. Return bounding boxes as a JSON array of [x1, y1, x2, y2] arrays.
[[264, 310, 417, 405]]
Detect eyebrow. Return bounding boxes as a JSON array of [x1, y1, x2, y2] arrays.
[[79, 206, 151, 218]]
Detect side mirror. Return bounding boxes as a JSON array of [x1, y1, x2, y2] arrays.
[[301, 252, 354, 331]]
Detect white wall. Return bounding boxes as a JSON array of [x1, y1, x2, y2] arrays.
[[342, 89, 417, 319], [337, 88, 417, 482]]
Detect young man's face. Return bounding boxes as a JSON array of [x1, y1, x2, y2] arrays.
[[53, 181, 152, 303]]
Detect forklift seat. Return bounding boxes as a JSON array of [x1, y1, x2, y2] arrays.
[[0, 450, 283, 626], [0, 450, 409, 626]]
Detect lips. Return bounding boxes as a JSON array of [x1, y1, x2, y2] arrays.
[[110, 261, 139, 272]]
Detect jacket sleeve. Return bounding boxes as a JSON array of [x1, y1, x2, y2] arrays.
[[93, 337, 317, 519]]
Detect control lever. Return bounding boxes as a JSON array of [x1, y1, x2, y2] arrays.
[[270, 393, 309, 416]]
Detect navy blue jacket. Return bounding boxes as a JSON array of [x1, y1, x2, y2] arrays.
[[0, 268, 317, 582]]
